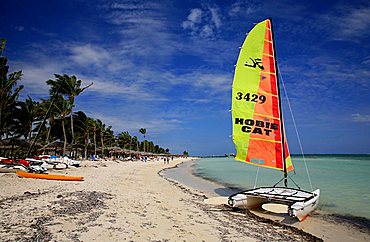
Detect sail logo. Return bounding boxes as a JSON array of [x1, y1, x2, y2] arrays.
[[245, 57, 264, 70], [235, 118, 278, 136]]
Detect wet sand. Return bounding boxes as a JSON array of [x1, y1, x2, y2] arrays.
[[0, 157, 366, 241], [162, 159, 370, 242]]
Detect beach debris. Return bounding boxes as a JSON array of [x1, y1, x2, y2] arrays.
[[0, 190, 113, 241], [51, 191, 113, 216]]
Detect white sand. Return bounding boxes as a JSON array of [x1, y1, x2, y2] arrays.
[[0, 157, 368, 241]]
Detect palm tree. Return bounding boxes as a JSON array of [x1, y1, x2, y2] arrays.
[[46, 74, 93, 145], [37, 98, 59, 144], [74, 111, 91, 159], [131, 136, 139, 152], [53, 95, 70, 156], [0, 48, 23, 140], [117, 131, 132, 150], [96, 121, 113, 157], [139, 128, 146, 152], [13, 96, 39, 140], [104, 126, 115, 148], [0, 39, 6, 55], [90, 118, 98, 156], [148, 141, 154, 153], [95, 119, 106, 156]]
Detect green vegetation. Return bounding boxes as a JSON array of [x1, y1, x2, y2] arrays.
[[139, 128, 147, 152], [0, 40, 170, 158]]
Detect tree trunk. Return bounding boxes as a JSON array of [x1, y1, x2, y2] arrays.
[[70, 104, 74, 145], [101, 135, 104, 157], [46, 126, 51, 144], [84, 132, 89, 160], [62, 117, 67, 156], [94, 129, 97, 156], [0, 111, 3, 141], [28, 122, 32, 140], [143, 134, 146, 153]]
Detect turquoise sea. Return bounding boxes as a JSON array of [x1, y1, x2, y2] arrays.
[[193, 155, 370, 220]]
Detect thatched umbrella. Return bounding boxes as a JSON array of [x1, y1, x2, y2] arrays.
[[107, 146, 123, 154], [40, 140, 65, 156], [0, 138, 42, 158], [0, 138, 30, 147]]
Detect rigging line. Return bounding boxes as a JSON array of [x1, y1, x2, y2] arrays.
[[253, 166, 260, 189], [277, 64, 314, 191], [273, 176, 285, 187], [288, 174, 301, 190]]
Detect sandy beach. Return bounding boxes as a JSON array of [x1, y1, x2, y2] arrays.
[[0, 157, 368, 241], [163, 159, 370, 242]]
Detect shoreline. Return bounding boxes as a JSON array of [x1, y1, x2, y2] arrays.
[[161, 158, 370, 241], [189, 159, 370, 226], [0, 157, 368, 241], [158, 158, 322, 241]]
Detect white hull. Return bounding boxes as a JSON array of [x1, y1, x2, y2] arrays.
[[228, 187, 320, 221], [289, 189, 320, 221]]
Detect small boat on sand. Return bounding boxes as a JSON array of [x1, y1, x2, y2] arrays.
[[228, 18, 319, 221], [16, 171, 84, 181], [0, 164, 27, 173]]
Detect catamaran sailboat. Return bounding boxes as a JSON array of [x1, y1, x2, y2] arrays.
[[228, 18, 320, 221]]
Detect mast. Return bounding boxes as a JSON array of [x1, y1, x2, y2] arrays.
[[269, 18, 288, 187]]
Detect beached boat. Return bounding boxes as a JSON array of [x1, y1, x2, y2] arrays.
[[16, 171, 84, 181], [228, 18, 320, 221], [0, 164, 27, 173]]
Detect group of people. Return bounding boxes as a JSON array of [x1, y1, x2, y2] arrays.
[[163, 156, 173, 164], [137, 155, 174, 164]]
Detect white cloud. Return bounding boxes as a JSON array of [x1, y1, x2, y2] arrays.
[[104, 1, 180, 62], [142, 70, 231, 97], [86, 77, 166, 101], [228, 1, 242, 16], [16, 26, 25, 31], [110, 2, 149, 11], [70, 44, 111, 66], [181, 5, 222, 39], [338, 7, 370, 38], [87, 110, 184, 136], [351, 114, 370, 123], [188, 8, 203, 23], [12, 61, 67, 98], [209, 7, 221, 28], [316, 4, 370, 41], [182, 8, 203, 29], [201, 25, 213, 38], [228, 0, 255, 17]]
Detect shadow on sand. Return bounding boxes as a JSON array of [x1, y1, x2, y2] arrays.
[[213, 187, 242, 196]]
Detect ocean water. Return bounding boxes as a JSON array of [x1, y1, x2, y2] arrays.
[[193, 155, 370, 220]]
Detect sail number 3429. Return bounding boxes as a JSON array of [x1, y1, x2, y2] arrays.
[[235, 92, 266, 104]]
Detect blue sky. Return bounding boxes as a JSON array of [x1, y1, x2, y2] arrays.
[[1, 0, 370, 155]]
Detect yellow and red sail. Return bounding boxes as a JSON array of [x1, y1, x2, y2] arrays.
[[232, 19, 293, 172]]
